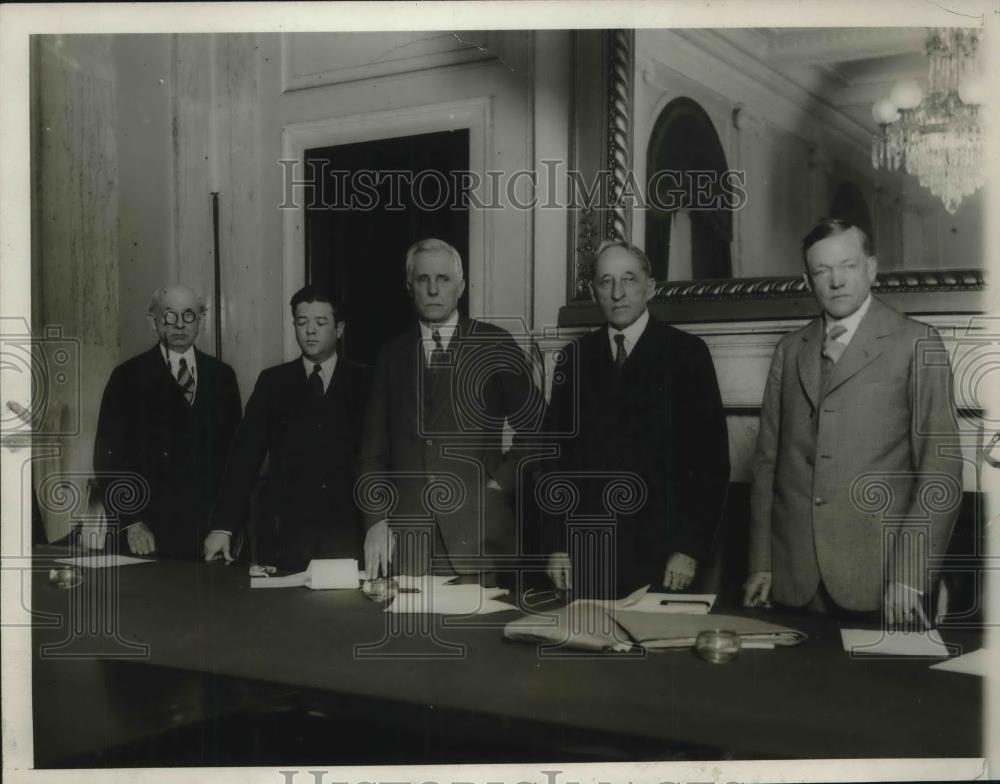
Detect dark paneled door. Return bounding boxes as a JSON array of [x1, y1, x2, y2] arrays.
[[305, 129, 470, 366]]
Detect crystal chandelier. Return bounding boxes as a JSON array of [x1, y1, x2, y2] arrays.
[[871, 28, 986, 214]]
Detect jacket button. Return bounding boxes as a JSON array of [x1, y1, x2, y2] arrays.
[[425, 439, 433, 446], [814, 497, 826, 506], [162, 451, 169, 458]]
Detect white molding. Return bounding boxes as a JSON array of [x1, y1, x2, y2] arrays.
[[280, 97, 491, 360], [763, 27, 925, 65], [279, 32, 498, 93], [535, 314, 985, 409]]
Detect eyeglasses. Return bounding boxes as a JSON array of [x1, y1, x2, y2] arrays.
[[161, 310, 198, 326], [593, 276, 645, 293]]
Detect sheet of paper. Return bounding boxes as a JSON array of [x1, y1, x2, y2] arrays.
[[930, 648, 990, 676], [54, 554, 154, 568], [250, 571, 308, 589], [386, 585, 511, 615], [394, 574, 458, 591], [840, 628, 950, 657]]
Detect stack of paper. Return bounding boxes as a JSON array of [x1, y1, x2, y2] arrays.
[[603, 592, 716, 614], [839, 628, 951, 657], [504, 602, 805, 652]]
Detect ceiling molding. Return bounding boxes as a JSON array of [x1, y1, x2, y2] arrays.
[[638, 29, 874, 167], [764, 27, 925, 64]]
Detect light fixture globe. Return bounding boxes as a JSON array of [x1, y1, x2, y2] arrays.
[[889, 79, 923, 110], [958, 74, 987, 106], [872, 98, 900, 125]]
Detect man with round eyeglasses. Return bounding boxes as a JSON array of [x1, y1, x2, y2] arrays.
[[93, 284, 242, 559]]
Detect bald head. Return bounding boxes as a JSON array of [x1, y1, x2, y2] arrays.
[[147, 284, 205, 353]]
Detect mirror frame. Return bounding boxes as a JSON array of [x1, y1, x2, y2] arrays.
[[560, 29, 985, 326]]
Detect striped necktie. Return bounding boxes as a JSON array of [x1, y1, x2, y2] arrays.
[[430, 328, 448, 368], [177, 357, 195, 405], [822, 324, 848, 364]]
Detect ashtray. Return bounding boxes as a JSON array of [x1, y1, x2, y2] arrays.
[[694, 629, 741, 663], [48, 566, 83, 590], [361, 577, 399, 603]]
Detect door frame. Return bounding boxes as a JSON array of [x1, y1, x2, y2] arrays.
[[280, 98, 491, 360]]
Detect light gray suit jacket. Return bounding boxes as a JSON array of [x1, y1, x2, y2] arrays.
[[749, 297, 963, 611]]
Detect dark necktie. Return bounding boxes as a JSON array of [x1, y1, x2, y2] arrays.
[[430, 328, 448, 368], [308, 362, 324, 400], [176, 357, 195, 405], [613, 333, 627, 374]]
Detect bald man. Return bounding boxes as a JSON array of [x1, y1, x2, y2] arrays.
[[93, 284, 242, 559]]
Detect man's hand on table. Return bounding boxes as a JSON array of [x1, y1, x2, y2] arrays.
[[364, 519, 395, 579], [884, 581, 930, 629], [203, 531, 233, 563], [743, 570, 772, 607], [663, 552, 697, 591], [125, 521, 156, 556], [547, 551, 571, 591]]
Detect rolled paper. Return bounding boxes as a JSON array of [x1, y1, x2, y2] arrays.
[[306, 558, 361, 590]]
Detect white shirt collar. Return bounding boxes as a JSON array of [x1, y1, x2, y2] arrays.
[[302, 352, 338, 393], [419, 312, 460, 360], [161, 344, 197, 379], [824, 294, 872, 348], [607, 308, 650, 358]]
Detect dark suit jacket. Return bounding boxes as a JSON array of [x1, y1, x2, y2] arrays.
[[541, 315, 730, 597], [211, 356, 371, 571], [750, 297, 962, 611], [93, 345, 242, 559], [358, 317, 543, 576]]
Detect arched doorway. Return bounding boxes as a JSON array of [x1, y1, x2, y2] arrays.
[[644, 97, 733, 280]]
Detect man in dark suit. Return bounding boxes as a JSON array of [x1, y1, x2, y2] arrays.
[[543, 240, 730, 599], [93, 284, 242, 559], [205, 285, 370, 572], [744, 218, 962, 625], [360, 238, 543, 581]]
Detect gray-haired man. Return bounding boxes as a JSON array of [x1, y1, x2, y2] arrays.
[[93, 284, 242, 559], [359, 239, 544, 582]]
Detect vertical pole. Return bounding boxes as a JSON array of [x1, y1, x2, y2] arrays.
[[211, 191, 222, 359]]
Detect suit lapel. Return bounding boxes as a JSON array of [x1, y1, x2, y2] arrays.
[[150, 344, 192, 409], [825, 298, 893, 396], [796, 318, 824, 409]]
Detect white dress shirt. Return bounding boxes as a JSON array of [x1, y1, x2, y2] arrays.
[[161, 344, 197, 402], [302, 352, 338, 393], [419, 312, 460, 364], [824, 294, 872, 349], [606, 307, 650, 359]]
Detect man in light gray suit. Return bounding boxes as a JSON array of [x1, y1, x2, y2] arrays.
[[744, 218, 962, 625]]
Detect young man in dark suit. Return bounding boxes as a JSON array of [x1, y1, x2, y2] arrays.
[[205, 285, 370, 572], [543, 240, 730, 599], [360, 238, 543, 582], [93, 284, 242, 559]]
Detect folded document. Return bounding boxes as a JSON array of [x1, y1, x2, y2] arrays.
[[386, 577, 511, 615], [504, 602, 805, 652]]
